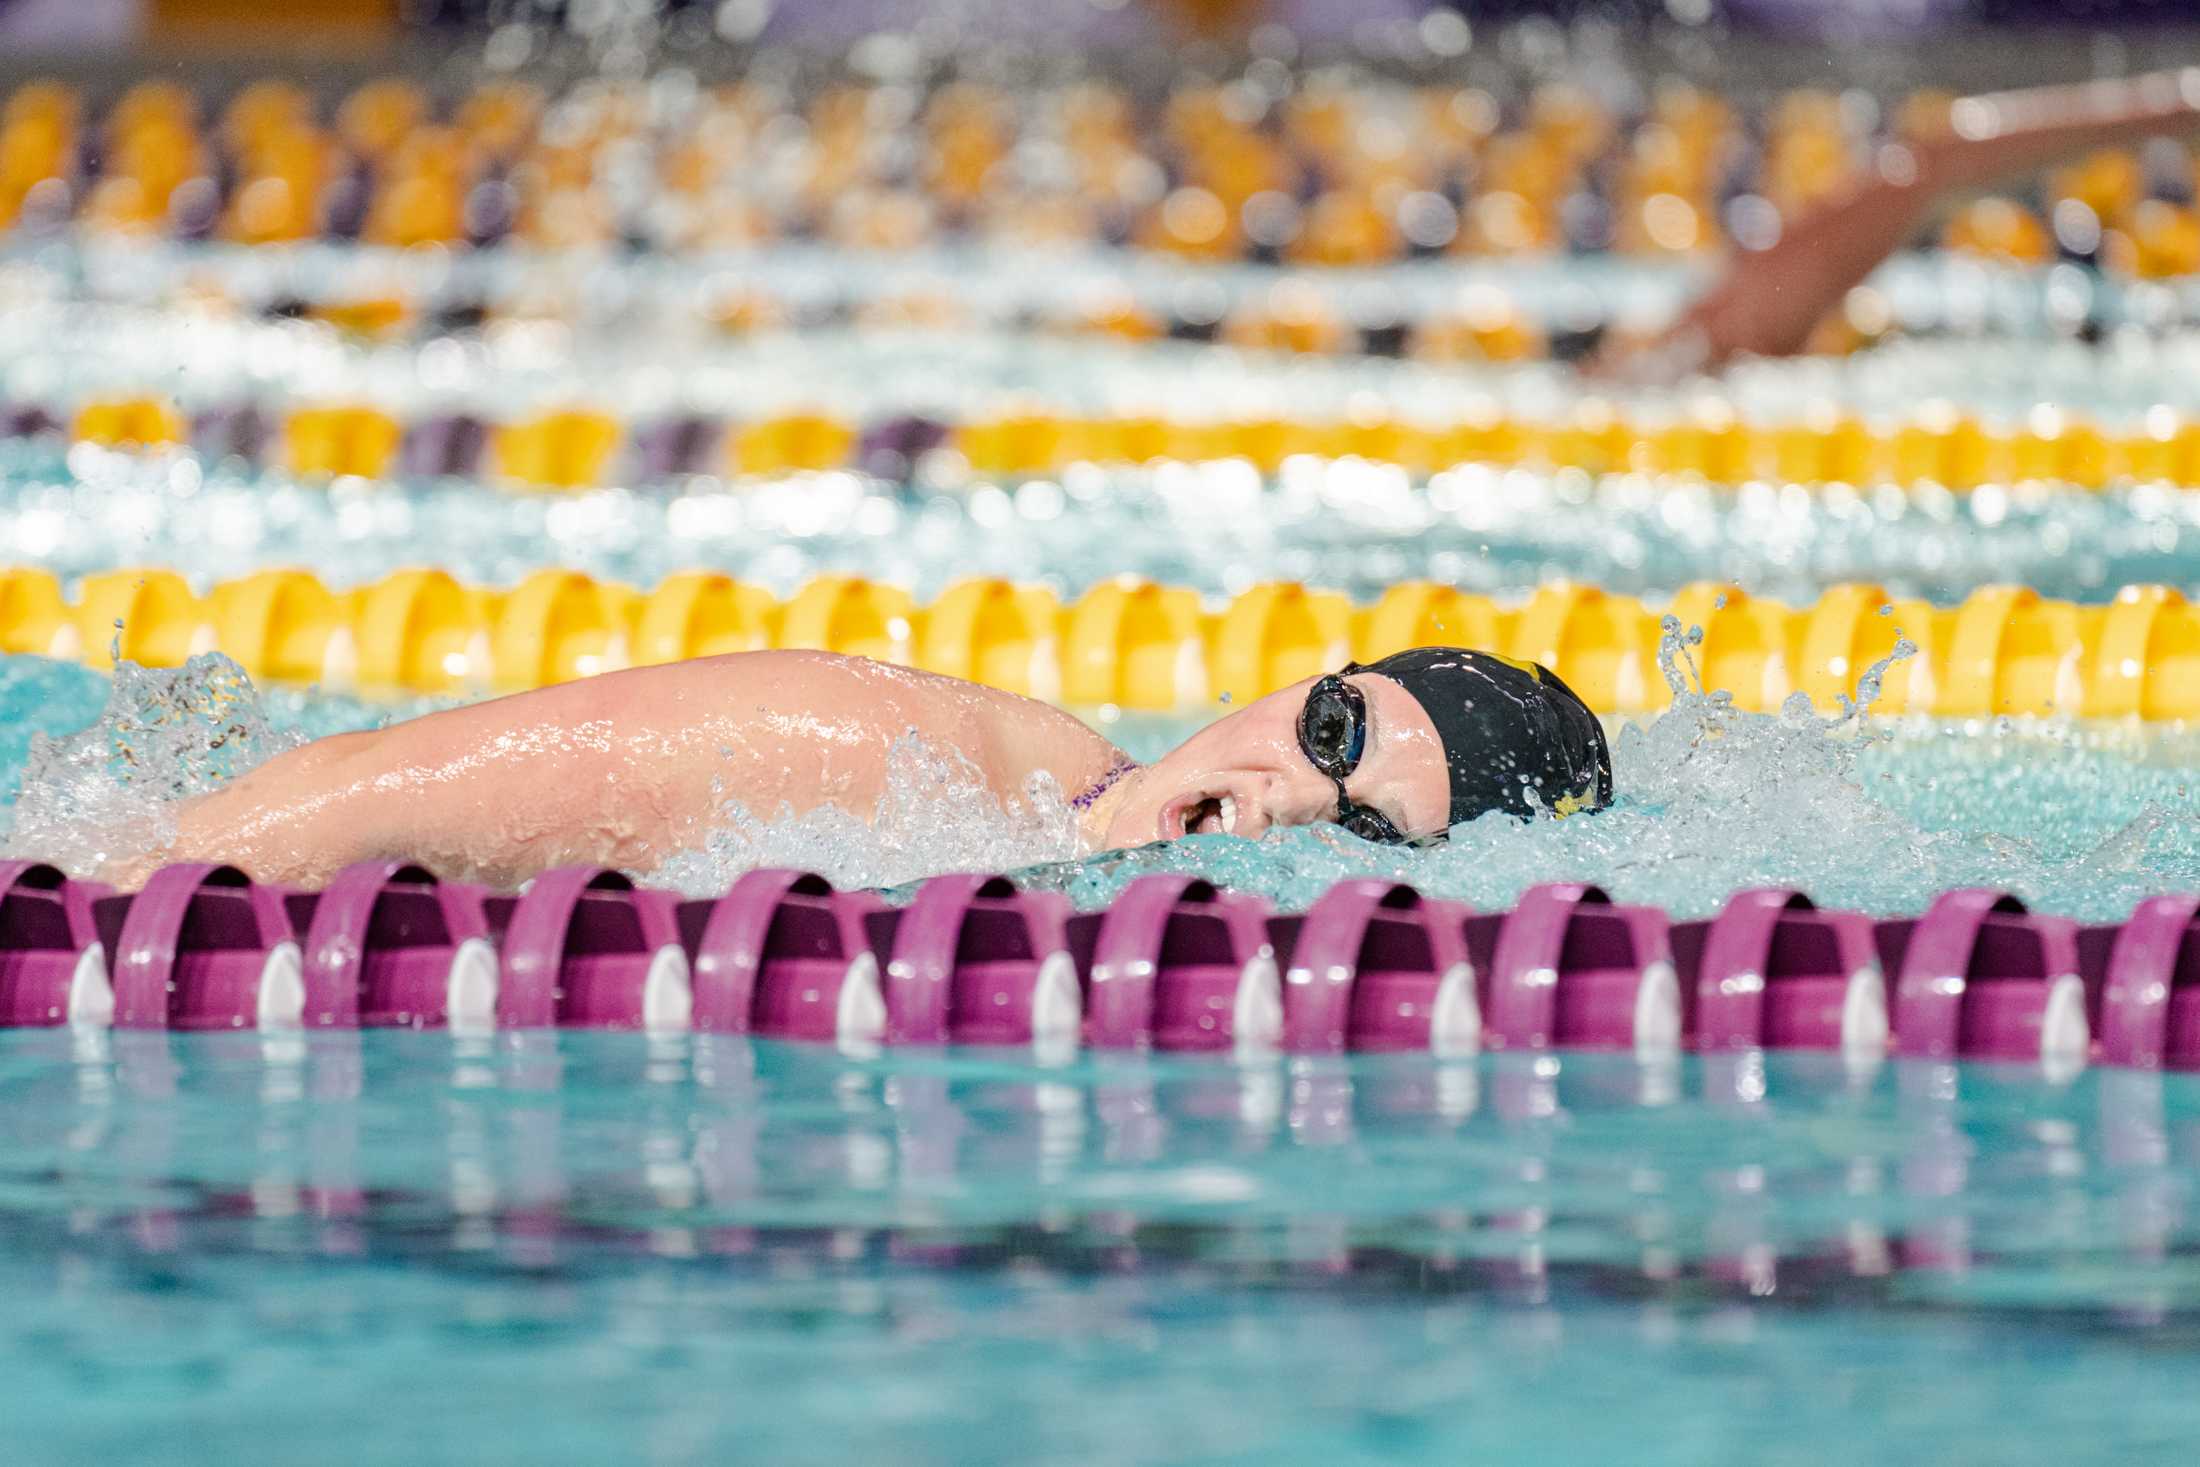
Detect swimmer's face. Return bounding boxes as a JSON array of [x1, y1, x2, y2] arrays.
[[1102, 672, 1452, 848]]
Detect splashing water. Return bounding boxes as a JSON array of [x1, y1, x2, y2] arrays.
[[0, 654, 303, 878], [3, 642, 2200, 919], [1015, 624, 2200, 919], [647, 733, 1083, 895], [0, 656, 109, 810], [0, 655, 1082, 892]]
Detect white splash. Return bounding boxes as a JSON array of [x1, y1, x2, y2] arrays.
[[644, 731, 1084, 895], [8, 637, 2200, 922], [0, 655, 1085, 891], [1, 654, 303, 879], [1028, 627, 2200, 921]]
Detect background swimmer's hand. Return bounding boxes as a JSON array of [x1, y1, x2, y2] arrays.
[[1590, 69, 2200, 381]]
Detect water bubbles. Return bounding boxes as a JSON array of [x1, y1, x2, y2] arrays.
[[1024, 688, 2200, 923], [4, 648, 2200, 923], [1844, 632, 1916, 717], [1654, 613, 1707, 698], [649, 733, 1082, 894], [1, 654, 303, 880]]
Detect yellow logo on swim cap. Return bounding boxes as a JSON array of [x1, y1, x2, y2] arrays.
[[1482, 651, 1544, 683], [1552, 786, 1593, 819]]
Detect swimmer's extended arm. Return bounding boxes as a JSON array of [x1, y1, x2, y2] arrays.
[[125, 725, 379, 888], [1600, 69, 2200, 376], [151, 659, 813, 887], [151, 693, 663, 889], [135, 650, 1118, 889]]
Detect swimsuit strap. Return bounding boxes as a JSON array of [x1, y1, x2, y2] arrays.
[[1069, 757, 1140, 811]]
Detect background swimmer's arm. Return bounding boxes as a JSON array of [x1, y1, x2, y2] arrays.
[[1600, 70, 2200, 376]]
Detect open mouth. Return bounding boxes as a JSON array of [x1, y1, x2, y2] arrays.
[[1167, 792, 1240, 839]]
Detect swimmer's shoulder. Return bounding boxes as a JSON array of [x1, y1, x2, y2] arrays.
[[580, 649, 1060, 730], [575, 648, 902, 698], [657, 648, 1000, 705], [673, 649, 1121, 762]]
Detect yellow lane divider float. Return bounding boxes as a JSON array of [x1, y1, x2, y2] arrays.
[[8, 566, 2200, 721], [56, 395, 2200, 491]]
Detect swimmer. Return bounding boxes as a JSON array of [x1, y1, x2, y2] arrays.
[[1599, 67, 2200, 377], [136, 646, 1610, 888]]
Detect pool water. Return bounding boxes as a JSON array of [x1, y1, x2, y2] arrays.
[[11, 446, 2200, 607], [9, 649, 2200, 920], [6, 1030, 2199, 1463], [11, 197, 2200, 1464], [9, 423, 2199, 1462]]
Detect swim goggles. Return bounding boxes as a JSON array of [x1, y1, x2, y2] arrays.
[[1296, 672, 1409, 846]]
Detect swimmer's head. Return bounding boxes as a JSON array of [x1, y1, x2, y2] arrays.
[[1099, 646, 1612, 848]]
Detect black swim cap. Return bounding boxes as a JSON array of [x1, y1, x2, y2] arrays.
[[1350, 647, 1613, 830]]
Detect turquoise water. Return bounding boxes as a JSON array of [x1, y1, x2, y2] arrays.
[[9, 651, 2200, 920], [8, 441, 2200, 606], [6, 1030, 2200, 1463], [13, 241, 2200, 1464], [0, 653, 430, 809]]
